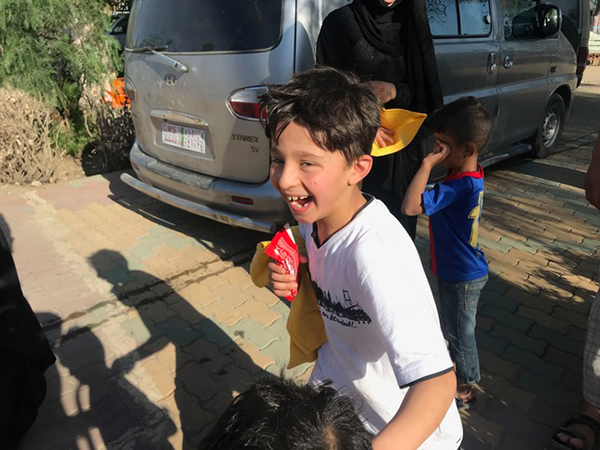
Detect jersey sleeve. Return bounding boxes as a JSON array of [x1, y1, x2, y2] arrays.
[[353, 237, 453, 387], [422, 179, 465, 216]]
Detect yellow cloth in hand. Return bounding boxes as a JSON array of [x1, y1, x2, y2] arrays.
[[371, 108, 428, 157], [249, 227, 327, 369]]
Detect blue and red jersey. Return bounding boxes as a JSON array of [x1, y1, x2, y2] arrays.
[[422, 165, 488, 283]]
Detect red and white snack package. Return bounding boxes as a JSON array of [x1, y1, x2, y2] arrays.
[[265, 224, 299, 301]]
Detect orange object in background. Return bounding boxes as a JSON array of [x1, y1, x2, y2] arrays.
[[105, 77, 129, 108]]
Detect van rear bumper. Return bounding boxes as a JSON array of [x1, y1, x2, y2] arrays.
[[122, 141, 290, 234]]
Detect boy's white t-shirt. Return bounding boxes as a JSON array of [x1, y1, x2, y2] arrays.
[[300, 197, 462, 449]]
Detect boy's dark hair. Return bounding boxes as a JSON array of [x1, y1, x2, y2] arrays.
[[431, 97, 491, 152], [199, 378, 373, 450], [260, 67, 380, 164]]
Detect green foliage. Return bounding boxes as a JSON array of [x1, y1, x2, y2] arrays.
[[0, 0, 122, 116], [51, 108, 95, 157]]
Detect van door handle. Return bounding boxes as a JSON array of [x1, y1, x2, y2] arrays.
[[503, 56, 514, 69], [488, 52, 497, 74]]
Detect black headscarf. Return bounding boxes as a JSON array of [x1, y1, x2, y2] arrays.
[[350, 0, 405, 57], [343, 0, 442, 114]]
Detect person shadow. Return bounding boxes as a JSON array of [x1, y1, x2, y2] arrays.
[[59, 325, 177, 449], [21, 313, 176, 450], [89, 249, 272, 449]]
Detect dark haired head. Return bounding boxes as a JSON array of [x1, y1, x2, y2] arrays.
[[431, 97, 491, 152], [199, 378, 373, 450], [260, 67, 380, 165]]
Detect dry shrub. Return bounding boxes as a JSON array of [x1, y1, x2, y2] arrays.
[[92, 105, 135, 173], [80, 88, 135, 175], [0, 88, 63, 185]]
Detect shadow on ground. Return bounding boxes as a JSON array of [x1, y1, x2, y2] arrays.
[[23, 313, 177, 450], [22, 250, 274, 449], [102, 171, 269, 263]]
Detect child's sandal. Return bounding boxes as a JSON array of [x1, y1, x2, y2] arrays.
[[455, 395, 477, 410]]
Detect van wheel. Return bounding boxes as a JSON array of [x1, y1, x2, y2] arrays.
[[532, 93, 565, 158]]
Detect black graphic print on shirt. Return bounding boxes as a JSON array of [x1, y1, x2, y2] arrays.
[[312, 280, 372, 328]]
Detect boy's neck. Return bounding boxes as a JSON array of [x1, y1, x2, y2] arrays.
[[450, 155, 479, 175], [316, 189, 367, 244]]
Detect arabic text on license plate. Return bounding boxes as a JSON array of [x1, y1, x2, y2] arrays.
[[162, 123, 206, 154]]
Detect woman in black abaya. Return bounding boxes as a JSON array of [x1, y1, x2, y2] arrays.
[[316, 0, 443, 240]]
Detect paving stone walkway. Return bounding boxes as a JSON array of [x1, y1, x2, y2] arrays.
[[426, 144, 600, 450], [2, 71, 599, 449]]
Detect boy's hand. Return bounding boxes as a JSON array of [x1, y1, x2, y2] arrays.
[[423, 140, 450, 168], [375, 126, 394, 148], [402, 141, 445, 216], [268, 256, 308, 299]]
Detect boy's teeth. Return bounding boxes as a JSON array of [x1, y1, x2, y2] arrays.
[[288, 196, 307, 201]]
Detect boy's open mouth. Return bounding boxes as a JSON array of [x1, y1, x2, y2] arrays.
[[286, 195, 313, 210]]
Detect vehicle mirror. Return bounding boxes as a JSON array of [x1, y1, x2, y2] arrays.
[[512, 6, 539, 38], [541, 5, 562, 38]]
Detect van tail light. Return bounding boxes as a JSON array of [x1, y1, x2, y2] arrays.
[[227, 86, 268, 121], [576, 46, 589, 86], [124, 77, 136, 103]]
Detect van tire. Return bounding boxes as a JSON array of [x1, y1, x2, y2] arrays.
[[532, 94, 566, 158]]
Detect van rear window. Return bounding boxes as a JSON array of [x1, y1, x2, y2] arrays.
[[127, 0, 283, 52]]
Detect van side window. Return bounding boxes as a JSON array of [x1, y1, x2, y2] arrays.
[[459, 0, 492, 35], [428, 0, 459, 36], [428, 0, 492, 36], [503, 0, 541, 39]]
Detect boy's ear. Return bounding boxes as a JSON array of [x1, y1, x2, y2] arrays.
[[348, 155, 372, 186], [464, 142, 477, 157]]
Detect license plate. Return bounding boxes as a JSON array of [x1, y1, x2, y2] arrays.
[[162, 123, 206, 154]]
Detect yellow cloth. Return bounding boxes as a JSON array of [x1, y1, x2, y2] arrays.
[[371, 108, 428, 157], [250, 227, 327, 369]]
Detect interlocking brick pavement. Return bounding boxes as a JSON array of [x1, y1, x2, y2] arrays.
[[2, 70, 599, 449]]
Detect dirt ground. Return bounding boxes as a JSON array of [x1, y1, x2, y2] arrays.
[[54, 156, 87, 182]]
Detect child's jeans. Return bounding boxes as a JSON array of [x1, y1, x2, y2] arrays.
[[438, 275, 488, 386]]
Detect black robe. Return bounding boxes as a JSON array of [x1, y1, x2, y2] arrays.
[[0, 229, 55, 449], [316, 0, 443, 239]]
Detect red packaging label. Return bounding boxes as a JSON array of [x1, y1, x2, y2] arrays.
[[265, 225, 299, 301]]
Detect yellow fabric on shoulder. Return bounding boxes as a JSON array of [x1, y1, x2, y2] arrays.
[[249, 227, 327, 369], [371, 108, 427, 157]]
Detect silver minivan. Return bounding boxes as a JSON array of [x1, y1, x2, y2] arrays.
[[121, 0, 590, 234]]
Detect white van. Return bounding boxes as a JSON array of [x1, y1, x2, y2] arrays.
[[121, 0, 590, 233]]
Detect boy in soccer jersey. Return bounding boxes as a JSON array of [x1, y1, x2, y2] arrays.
[[402, 97, 492, 409], [263, 67, 462, 450]]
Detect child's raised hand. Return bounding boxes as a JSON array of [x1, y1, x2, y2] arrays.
[[268, 255, 307, 299], [375, 126, 394, 148], [423, 140, 450, 167]]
